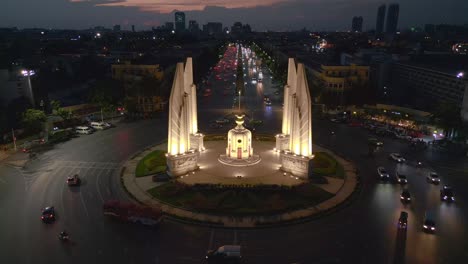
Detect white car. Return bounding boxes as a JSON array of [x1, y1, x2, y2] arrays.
[[427, 172, 441, 184], [377, 167, 390, 180], [75, 126, 93, 135], [389, 153, 406, 163], [215, 118, 230, 124], [90, 122, 109, 130]]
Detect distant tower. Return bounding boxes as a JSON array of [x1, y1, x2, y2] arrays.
[[175, 12, 186, 32], [166, 57, 204, 177], [352, 16, 363, 32], [385, 3, 399, 34], [376, 4, 386, 36], [131, 25, 135, 32], [276, 58, 314, 178]]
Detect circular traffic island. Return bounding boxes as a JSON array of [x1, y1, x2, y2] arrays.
[[122, 138, 358, 228]]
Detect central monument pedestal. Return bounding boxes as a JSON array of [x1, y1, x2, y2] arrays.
[[166, 152, 199, 177], [280, 152, 313, 179]]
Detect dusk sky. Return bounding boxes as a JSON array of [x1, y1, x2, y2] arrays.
[[2, 0, 467, 31]]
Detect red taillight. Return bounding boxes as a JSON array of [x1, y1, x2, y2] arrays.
[[50, 214, 53, 217], [41, 216, 44, 219]]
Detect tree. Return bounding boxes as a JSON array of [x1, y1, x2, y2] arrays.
[[22, 109, 46, 134], [56, 108, 73, 120], [50, 100, 61, 113], [432, 103, 462, 137]]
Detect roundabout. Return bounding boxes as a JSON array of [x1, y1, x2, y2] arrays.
[[121, 138, 358, 227]]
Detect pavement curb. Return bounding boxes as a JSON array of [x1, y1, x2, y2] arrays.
[[120, 141, 360, 229]]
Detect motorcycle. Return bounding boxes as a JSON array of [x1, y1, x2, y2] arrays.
[[59, 232, 69, 242]]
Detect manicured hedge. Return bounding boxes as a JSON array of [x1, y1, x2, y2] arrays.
[[135, 150, 167, 177]]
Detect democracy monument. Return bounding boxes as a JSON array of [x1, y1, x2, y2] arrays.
[[166, 57, 314, 179]]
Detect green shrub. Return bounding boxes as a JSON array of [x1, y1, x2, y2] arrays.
[[135, 150, 167, 177]]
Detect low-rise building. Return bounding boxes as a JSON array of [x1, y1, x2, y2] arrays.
[[311, 64, 370, 92], [0, 68, 35, 106]]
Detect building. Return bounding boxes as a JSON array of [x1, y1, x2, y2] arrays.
[[376, 4, 386, 36], [113, 25, 121, 31], [188, 20, 199, 33], [312, 64, 370, 93], [175, 12, 186, 32], [111, 61, 164, 91], [204, 22, 223, 35], [0, 68, 35, 106], [136, 96, 167, 113], [131, 25, 135, 32], [385, 4, 399, 34], [165, 22, 174, 31], [388, 60, 468, 113], [231, 22, 243, 34], [352, 16, 363, 32]]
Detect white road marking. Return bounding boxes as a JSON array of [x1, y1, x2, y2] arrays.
[[95, 168, 106, 202], [208, 229, 215, 249]]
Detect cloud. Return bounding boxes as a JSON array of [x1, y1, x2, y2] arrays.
[[1, 0, 467, 31], [91, 0, 289, 13]]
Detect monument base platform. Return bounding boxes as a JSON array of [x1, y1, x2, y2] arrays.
[[280, 152, 313, 179], [275, 134, 290, 152], [166, 151, 200, 177], [218, 154, 261, 167], [190, 133, 205, 152]]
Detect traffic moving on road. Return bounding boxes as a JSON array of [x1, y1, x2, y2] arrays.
[[1, 44, 468, 264]]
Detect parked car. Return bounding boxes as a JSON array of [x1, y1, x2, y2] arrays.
[[215, 118, 230, 124], [75, 126, 93, 135], [90, 122, 109, 130], [368, 137, 384, 147]]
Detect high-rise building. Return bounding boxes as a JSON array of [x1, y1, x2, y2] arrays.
[[351, 16, 363, 32], [132, 25, 135, 32], [175, 12, 186, 32], [385, 4, 399, 34], [231, 22, 243, 34], [113, 25, 121, 31], [376, 4, 386, 35], [165, 22, 174, 31], [188, 20, 199, 33], [204, 22, 223, 35]]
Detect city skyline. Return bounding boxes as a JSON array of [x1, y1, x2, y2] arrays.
[[2, 0, 467, 31]]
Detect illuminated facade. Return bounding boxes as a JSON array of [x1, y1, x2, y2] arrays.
[[218, 115, 260, 166], [166, 58, 204, 177], [276, 58, 314, 178]]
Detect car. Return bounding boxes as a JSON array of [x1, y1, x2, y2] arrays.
[[423, 212, 436, 233], [75, 126, 93, 135], [90, 122, 109, 130], [66, 174, 81, 186], [215, 118, 230, 124], [206, 245, 241, 263], [440, 186, 455, 202], [377, 166, 390, 180], [41, 206, 56, 223], [396, 172, 407, 184], [389, 153, 406, 163], [400, 190, 411, 203], [368, 137, 384, 147], [427, 172, 441, 184], [265, 101, 272, 106], [398, 211, 408, 229]]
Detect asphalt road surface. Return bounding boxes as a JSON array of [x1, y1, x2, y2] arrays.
[[1, 45, 468, 264]]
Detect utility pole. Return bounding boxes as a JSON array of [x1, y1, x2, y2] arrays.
[[11, 128, 16, 151]]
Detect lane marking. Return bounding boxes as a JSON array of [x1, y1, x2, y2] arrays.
[[208, 229, 215, 250], [78, 167, 90, 218], [95, 168, 106, 203]]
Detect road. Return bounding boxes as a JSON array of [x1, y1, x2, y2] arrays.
[[1, 44, 468, 263]]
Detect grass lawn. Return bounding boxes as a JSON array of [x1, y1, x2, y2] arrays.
[[135, 150, 167, 177], [148, 181, 333, 215], [311, 152, 345, 179]]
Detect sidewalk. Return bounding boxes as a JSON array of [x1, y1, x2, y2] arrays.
[[122, 143, 359, 228]]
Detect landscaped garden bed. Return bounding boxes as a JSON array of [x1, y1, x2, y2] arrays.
[[148, 181, 333, 215]]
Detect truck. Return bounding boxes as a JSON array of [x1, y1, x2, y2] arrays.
[[103, 200, 163, 227]]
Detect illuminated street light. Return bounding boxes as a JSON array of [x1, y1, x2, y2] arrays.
[[457, 72, 464, 78]]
